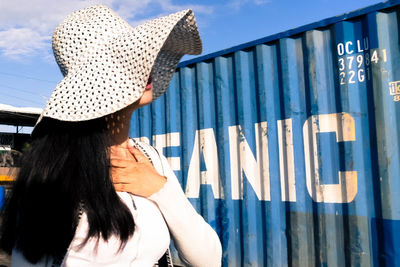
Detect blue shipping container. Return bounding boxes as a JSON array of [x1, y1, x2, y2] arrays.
[[130, 1, 400, 266]]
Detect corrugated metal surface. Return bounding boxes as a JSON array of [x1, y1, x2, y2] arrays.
[[130, 1, 400, 266]]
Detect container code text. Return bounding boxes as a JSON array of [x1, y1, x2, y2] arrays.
[[337, 38, 387, 85]]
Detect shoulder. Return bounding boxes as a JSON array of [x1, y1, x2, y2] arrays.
[[133, 139, 156, 153], [130, 139, 167, 176]]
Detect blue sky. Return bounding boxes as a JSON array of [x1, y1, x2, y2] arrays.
[[0, 0, 383, 131]]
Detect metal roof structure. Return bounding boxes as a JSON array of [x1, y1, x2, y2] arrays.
[[0, 104, 42, 127]]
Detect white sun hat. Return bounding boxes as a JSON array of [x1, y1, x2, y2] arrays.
[[36, 5, 201, 125]]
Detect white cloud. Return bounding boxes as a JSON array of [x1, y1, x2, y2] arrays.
[[0, 0, 106, 59], [228, 0, 270, 11], [0, 0, 106, 31], [0, 28, 49, 57], [155, 0, 213, 14], [0, 0, 212, 59]]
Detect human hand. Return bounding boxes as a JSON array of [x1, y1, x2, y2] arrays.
[[110, 140, 167, 198]]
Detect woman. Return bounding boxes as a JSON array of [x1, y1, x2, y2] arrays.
[[0, 5, 222, 266]]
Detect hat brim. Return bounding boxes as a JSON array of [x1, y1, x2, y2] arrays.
[[151, 10, 202, 100]]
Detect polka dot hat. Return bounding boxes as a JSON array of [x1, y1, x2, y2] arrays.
[[37, 5, 202, 124]]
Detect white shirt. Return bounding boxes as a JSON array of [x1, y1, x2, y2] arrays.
[[12, 142, 222, 267], [64, 193, 170, 266]]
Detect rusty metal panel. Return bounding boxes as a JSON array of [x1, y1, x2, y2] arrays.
[[130, 2, 400, 266]]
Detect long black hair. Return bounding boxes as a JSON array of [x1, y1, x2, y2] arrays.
[[0, 117, 135, 263]]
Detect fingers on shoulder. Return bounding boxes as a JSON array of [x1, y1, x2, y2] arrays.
[[110, 158, 132, 167], [128, 146, 150, 162]]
